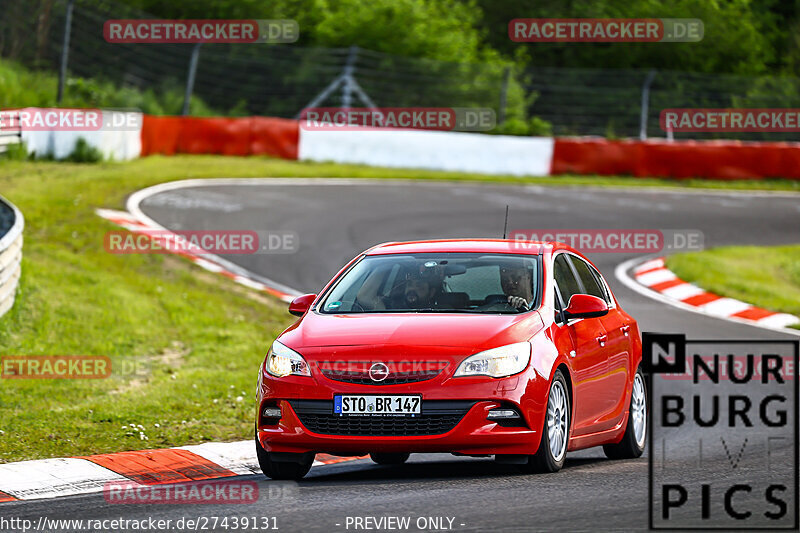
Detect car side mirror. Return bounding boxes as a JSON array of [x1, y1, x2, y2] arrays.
[[563, 294, 608, 320], [289, 294, 317, 317]]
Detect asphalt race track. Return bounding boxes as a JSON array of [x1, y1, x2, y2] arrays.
[[5, 180, 800, 531]]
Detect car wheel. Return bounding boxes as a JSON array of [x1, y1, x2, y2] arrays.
[[520, 369, 570, 473], [255, 436, 314, 480], [370, 452, 410, 465], [603, 366, 647, 460]]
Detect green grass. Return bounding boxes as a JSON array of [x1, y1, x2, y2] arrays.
[[1, 155, 800, 463], [666, 246, 800, 329]]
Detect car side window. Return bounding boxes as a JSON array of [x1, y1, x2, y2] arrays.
[[570, 256, 608, 302], [553, 254, 581, 307], [553, 280, 566, 323]]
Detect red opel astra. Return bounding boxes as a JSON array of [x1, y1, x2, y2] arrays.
[[256, 240, 646, 479]]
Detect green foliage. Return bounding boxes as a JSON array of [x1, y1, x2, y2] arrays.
[[0, 58, 217, 115], [64, 138, 103, 163], [491, 116, 553, 137], [122, 0, 494, 63], [2, 141, 28, 161], [476, 0, 787, 76]]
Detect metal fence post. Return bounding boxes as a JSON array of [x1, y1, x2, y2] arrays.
[[498, 66, 511, 126], [639, 69, 657, 140], [182, 43, 202, 116], [56, 0, 75, 103], [342, 46, 358, 109]]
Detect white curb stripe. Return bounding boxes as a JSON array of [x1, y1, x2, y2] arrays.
[[660, 282, 704, 300], [697, 297, 751, 317], [633, 258, 664, 274], [192, 257, 225, 273], [756, 313, 800, 329], [635, 268, 676, 286], [177, 441, 260, 476], [0, 458, 127, 500]]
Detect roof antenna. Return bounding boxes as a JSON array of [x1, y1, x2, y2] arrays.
[[502, 205, 509, 239]]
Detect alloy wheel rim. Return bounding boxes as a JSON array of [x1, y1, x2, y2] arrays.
[[547, 381, 568, 461], [632, 373, 647, 448]]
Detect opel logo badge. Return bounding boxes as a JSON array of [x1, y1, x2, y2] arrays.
[[368, 362, 389, 382]]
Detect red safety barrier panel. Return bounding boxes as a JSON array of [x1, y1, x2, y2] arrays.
[[250, 117, 300, 158], [140, 115, 299, 159], [551, 137, 800, 180]]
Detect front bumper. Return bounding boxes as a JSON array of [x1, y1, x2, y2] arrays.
[[256, 367, 548, 456]]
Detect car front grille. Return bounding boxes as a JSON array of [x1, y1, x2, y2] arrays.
[[287, 399, 475, 436], [317, 361, 448, 385]]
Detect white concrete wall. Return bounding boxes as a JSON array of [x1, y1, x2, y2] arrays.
[[18, 109, 142, 161], [298, 127, 555, 176]]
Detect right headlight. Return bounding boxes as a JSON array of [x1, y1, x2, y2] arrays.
[[454, 342, 531, 378], [265, 340, 311, 378]]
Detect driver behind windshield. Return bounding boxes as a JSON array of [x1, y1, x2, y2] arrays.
[[356, 263, 441, 310], [500, 263, 533, 311]]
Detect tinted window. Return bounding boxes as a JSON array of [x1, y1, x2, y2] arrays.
[[319, 253, 540, 314], [553, 254, 581, 306], [571, 257, 607, 301]]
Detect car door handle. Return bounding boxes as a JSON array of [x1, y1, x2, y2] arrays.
[[621, 325, 631, 337], [596, 335, 607, 347]]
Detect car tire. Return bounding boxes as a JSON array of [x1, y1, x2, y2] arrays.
[[255, 436, 314, 480], [370, 452, 410, 465], [519, 369, 570, 473], [603, 366, 647, 460]]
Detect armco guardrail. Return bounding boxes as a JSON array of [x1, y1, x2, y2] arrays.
[[0, 112, 22, 155], [0, 194, 23, 318]]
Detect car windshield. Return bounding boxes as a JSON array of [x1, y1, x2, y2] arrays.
[[319, 253, 540, 314]]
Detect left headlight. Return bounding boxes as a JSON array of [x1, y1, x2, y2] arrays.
[[265, 340, 311, 378], [454, 342, 531, 378]]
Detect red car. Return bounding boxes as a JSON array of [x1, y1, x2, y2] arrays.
[[256, 239, 646, 479]]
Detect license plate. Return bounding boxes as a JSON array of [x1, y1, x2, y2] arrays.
[[334, 395, 421, 416]]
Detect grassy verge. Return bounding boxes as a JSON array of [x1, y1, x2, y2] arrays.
[[1, 155, 799, 463], [666, 246, 800, 329]]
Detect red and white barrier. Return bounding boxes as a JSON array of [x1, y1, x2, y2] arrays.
[[16, 109, 800, 181]]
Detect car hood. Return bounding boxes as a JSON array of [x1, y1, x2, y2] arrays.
[[278, 311, 545, 353]]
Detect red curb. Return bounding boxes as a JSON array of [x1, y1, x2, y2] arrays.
[[0, 490, 17, 502], [79, 449, 237, 485], [316, 454, 367, 465], [731, 307, 777, 321], [681, 292, 722, 307], [649, 278, 686, 292]]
